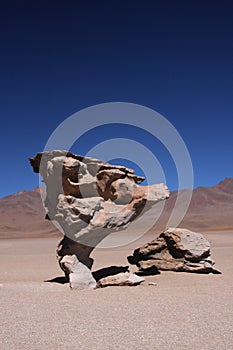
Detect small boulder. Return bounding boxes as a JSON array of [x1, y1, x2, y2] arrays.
[[96, 272, 145, 288]]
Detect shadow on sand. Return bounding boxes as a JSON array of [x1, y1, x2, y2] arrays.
[[92, 265, 129, 281], [44, 276, 69, 284], [44, 265, 130, 284]]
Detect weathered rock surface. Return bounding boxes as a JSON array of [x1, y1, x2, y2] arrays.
[[128, 228, 221, 274], [60, 255, 97, 289], [96, 272, 145, 288], [29, 150, 169, 287]]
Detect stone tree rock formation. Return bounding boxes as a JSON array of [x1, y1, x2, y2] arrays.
[[128, 228, 221, 274], [29, 150, 169, 288]]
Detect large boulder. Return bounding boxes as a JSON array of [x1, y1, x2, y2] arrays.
[[128, 228, 221, 274], [29, 150, 169, 287]]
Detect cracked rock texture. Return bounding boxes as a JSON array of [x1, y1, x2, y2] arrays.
[[128, 228, 221, 274], [29, 150, 169, 287]]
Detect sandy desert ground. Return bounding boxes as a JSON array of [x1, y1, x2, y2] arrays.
[[0, 231, 232, 350]]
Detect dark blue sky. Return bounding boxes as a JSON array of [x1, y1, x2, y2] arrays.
[[0, 0, 232, 197]]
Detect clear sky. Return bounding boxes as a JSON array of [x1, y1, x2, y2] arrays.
[[0, 0, 232, 197]]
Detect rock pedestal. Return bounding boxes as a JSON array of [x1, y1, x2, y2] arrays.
[[60, 255, 97, 289]]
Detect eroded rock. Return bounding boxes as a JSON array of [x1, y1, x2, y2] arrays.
[[29, 150, 169, 286], [128, 228, 221, 274]]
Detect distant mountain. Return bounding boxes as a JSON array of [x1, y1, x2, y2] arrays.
[[0, 178, 232, 238], [151, 178, 233, 232], [0, 187, 59, 238]]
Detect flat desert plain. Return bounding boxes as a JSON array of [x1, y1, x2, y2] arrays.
[[0, 231, 232, 350]]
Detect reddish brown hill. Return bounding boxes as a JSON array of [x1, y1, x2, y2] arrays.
[[152, 178, 233, 232], [0, 178, 232, 238], [0, 188, 60, 238]]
